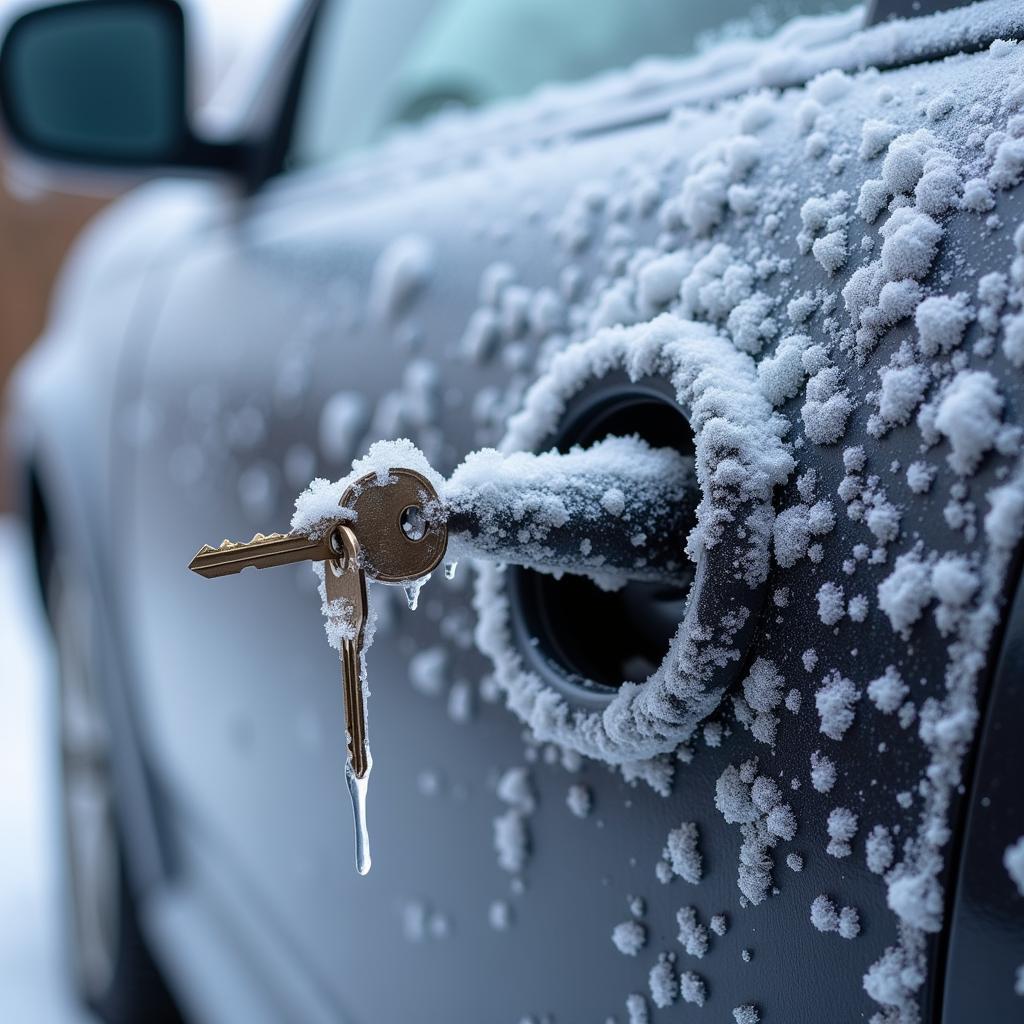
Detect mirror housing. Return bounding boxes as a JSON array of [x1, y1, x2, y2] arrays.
[[0, 0, 244, 175]]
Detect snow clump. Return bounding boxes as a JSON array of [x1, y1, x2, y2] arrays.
[[493, 767, 535, 874], [566, 783, 592, 818], [826, 806, 859, 858], [816, 671, 861, 740], [801, 366, 853, 445], [625, 994, 649, 1024], [810, 750, 837, 793], [878, 550, 933, 637], [664, 822, 703, 884], [867, 666, 909, 714], [612, 920, 647, 956], [1005, 837, 1024, 897], [679, 134, 761, 235], [866, 825, 895, 876], [676, 906, 709, 959], [715, 760, 797, 904], [741, 657, 786, 745], [649, 953, 678, 1008], [817, 581, 846, 625], [915, 293, 972, 356], [369, 234, 435, 323], [934, 370, 1005, 475], [887, 867, 943, 932], [679, 971, 707, 1007]]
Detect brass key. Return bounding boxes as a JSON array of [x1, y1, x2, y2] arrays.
[[325, 524, 372, 874], [188, 530, 342, 578], [187, 469, 446, 583], [187, 467, 448, 875]]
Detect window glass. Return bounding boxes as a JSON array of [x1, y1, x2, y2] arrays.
[[291, 0, 857, 168]]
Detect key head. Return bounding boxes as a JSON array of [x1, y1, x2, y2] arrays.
[[339, 468, 448, 583], [324, 525, 369, 637]]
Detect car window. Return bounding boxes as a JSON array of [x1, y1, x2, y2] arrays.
[[289, 0, 857, 169]]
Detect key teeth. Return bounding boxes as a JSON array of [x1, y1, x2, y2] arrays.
[[188, 527, 324, 577], [212, 531, 290, 552]]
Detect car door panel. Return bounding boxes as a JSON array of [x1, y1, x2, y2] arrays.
[[118, 39, 1024, 1023], [122, 115, 740, 1022]]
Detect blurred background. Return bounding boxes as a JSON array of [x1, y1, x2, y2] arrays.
[[0, 144, 101, 511], [0, 2, 289, 1019], [0, 0, 294, 511]]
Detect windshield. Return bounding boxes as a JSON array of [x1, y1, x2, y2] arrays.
[[291, 0, 859, 168]]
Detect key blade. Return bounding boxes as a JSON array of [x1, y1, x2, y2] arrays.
[[325, 527, 370, 778], [188, 531, 336, 578], [326, 526, 373, 874], [341, 636, 370, 778]]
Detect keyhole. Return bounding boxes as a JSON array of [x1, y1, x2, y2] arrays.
[[400, 505, 427, 542]]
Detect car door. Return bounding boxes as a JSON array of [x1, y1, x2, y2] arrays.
[[113, 6, 751, 1020], [116, 2, 1024, 1023]]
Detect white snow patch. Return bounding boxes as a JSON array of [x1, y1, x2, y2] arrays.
[[612, 920, 647, 956], [664, 822, 703, 885], [679, 135, 761, 236], [679, 971, 707, 1007], [810, 750, 837, 793], [1005, 837, 1024, 896], [810, 894, 839, 932], [488, 900, 512, 931], [887, 868, 943, 933], [369, 234, 435, 323], [675, 906, 709, 959], [866, 825, 895, 876], [915, 293, 972, 356], [566, 783, 592, 819], [816, 581, 845, 625], [815, 671, 860, 741], [867, 666, 908, 715], [934, 370, 1004, 475], [802, 366, 853, 445], [649, 953, 678, 1009], [625, 993, 649, 1024], [826, 806, 859, 858], [878, 550, 933, 637]]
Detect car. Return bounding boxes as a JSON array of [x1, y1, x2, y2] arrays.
[[4, 0, 1024, 1020]]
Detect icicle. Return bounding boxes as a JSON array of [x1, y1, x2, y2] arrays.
[[404, 574, 429, 610], [346, 764, 372, 875]]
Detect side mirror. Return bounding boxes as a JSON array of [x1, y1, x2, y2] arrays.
[[0, 0, 240, 173]]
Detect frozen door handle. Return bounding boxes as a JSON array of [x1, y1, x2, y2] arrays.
[[442, 435, 697, 588], [281, 435, 698, 590]]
